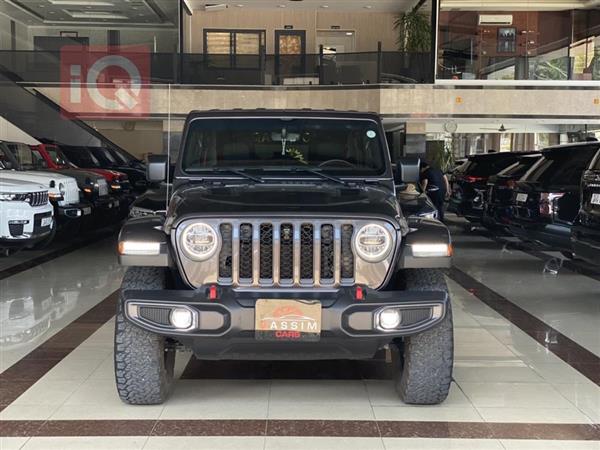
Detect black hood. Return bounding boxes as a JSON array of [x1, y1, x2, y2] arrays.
[[166, 182, 400, 230]]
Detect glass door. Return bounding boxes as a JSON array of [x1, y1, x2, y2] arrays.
[[275, 30, 306, 84]]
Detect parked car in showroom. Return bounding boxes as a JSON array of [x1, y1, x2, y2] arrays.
[[0, 178, 53, 255], [115, 110, 454, 406], [482, 152, 542, 230], [29, 143, 122, 223], [1, 141, 85, 244], [58, 145, 136, 218], [61, 145, 147, 194], [449, 152, 520, 225], [508, 141, 600, 257], [571, 145, 600, 265]]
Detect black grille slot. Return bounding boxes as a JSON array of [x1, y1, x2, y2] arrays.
[[300, 224, 314, 280], [320, 224, 334, 280], [139, 306, 172, 326], [239, 223, 253, 279], [260, 223, 273, 279], [401, 308, 432, 326], [24, 191, 48, 207], [219, 223, 233, 279], [341, 224, 354, 279], [280, 223, 294, 280]]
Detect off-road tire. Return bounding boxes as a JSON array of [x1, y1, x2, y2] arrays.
[[392, 269, 454, 405], [114, 267, 175, 405]]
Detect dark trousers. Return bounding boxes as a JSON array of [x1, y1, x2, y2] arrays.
[[429, 191, 446, 222]]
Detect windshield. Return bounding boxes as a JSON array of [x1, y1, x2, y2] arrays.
[[592, 149, 600, 171], [181, 118, 387, 176], [524, 147, 598, 185], [91, 148, 118, 166], [47, 148, 70, 167], [63, 147, 102, 168], [6, 143, 47, 170], [497, 155, 541, 178]]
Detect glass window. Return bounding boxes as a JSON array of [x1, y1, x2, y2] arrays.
[[6, 143, 47, 170], [182, 118, 386, 176], [498, 155, 541, 177], [438, 7, 600, 81], [590, 149, 600, 170], [525, 147, 598, 185], [206, 32, 232, 54]]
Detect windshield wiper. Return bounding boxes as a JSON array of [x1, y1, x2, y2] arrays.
[[210, 168, 265, 183], [288, 167, 350, 186]]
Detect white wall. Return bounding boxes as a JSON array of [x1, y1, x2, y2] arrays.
[[0, 117, 39, 144]]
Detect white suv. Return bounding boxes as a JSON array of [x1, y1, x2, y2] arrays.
[[0, 142, 86, 222], [0, 178, 54, 254]]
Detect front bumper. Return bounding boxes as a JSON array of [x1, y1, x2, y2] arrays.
[[122, 287, 449, 360], [57, 202, 93, 221]]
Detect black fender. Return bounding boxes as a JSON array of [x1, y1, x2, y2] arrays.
[[397, 218, 452, 269], [118, 216, 172, 267]]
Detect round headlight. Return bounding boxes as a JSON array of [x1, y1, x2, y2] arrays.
[[180, 222, 218, 261], [59, 183, 66, 196], [354, 223, 392, 262]]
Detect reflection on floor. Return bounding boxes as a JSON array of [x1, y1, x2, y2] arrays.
[[0, 218, 599, 449]]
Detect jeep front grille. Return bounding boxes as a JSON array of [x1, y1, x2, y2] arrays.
[[218, 220, 355, 288]]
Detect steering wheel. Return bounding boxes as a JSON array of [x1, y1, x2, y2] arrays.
[[318, 159, 356, 168]]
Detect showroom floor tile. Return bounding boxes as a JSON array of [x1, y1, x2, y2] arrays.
[[1, 219, 599, 448]]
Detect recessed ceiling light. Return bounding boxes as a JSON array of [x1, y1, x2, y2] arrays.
[[48, 0, 115, 5], [363, 5, 372, 9], [278, 4, 286, 7], [235, 4, 244, 6], [320, 4, 329, 8]]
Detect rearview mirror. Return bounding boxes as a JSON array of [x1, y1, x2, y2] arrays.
[[396, 157, 421, 184], [147, 154, 168, 183]]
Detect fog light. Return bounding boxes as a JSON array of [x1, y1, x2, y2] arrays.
[[170, 307, 193, 329], [378, 308, 401, 330]]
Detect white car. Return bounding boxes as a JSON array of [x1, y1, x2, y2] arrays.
[[0, 178, 54, 253], [0, 142, 87, 222]]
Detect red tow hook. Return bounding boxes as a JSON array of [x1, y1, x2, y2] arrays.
[[355, 286, 365, 301], [208, 284, 218, 301]]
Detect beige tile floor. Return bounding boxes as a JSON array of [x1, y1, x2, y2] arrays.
[[1, 231, 599, 449]]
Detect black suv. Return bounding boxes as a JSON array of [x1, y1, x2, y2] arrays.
[[482, 152, 542, 229], [449, 153, 520, 224], [115, 110, 454, 406], [571, 146, 600, 265], [508, 142, 600, 256]]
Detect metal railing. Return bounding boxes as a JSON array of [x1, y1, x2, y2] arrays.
[[0, 50, 433, 86]]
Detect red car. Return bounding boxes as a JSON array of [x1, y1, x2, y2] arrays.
[[32, 143, 135, 218], [32, 143, 130, 193]]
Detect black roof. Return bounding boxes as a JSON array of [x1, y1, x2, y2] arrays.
[[186, 109, 381, 121], [543, 141, 600, 153]]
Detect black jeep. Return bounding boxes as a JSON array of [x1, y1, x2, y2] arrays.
[[508, 142, 600, 257], [115, 110, 454, 405], [571, 146, 600, 265]]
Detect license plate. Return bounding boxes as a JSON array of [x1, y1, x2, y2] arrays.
[[255, 299, 321, 341], [591, 193, 600, 205], [83, 207, 92, 215], [516, 193, 528, 203], [41, 216, 53, 227]]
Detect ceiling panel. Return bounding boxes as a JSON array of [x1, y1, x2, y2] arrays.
[[0, 0, 178, 26], [185, 0, 431, 13]]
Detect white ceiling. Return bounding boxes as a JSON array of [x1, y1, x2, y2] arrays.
[[184, 0, 430, 13], [0, 0, 178, 27]]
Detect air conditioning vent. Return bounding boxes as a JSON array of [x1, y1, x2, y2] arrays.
[[479, 14, 513, 26]]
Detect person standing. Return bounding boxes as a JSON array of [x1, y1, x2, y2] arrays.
[[420, 161, 450, 221]]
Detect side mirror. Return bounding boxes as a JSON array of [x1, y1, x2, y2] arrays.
[[395, 157, 421, 184], [147, 154, 168, 183]]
